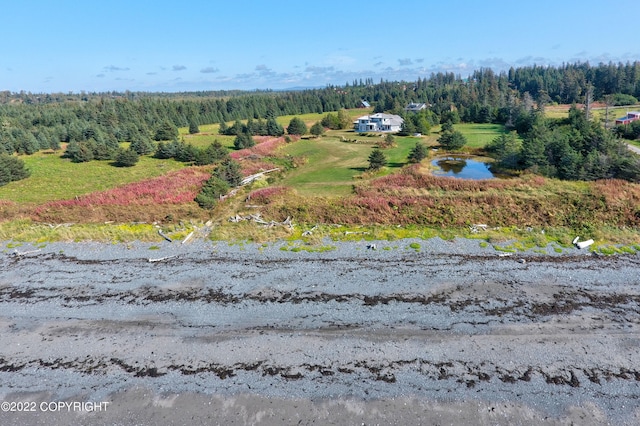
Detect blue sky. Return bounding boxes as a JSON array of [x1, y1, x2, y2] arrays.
[[2, 0, 638, 93]]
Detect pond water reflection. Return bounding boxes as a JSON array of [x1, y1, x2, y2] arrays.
[[431, 156, 496, 180]]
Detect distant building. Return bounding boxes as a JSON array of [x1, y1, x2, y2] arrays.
[[404, 102, 428, 112], [355, 113, 404, 132], [615, 111, 640, 125], [359, 100, 371, 108]]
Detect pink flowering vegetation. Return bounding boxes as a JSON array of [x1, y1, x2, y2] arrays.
[[356, 164, 546, 198], [246, 186, 290, 205], [37, 167, 211, 210], [239, 159, 281, 177], [366, 165, 504, 191], [230, 136, 296, 160], [256, 164, 566, 226]]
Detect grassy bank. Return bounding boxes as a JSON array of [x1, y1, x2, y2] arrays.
[[1, 109, 639, 254], [1, 218, 638, 256]]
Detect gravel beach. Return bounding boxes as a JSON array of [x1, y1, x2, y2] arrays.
[[0, 238, 639, 425]]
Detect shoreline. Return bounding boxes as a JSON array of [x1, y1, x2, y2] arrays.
[[1, 238, 639, 425], [0, 233, 605, 259]]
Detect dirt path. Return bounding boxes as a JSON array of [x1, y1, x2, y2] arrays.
[[627, 142, 640, 155], [1, 241, 639, 425]]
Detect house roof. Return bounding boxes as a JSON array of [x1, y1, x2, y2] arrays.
[[405, 102, 427, 111], [360, 100, 370, 107], [617, 112, 640, 122], [358, 113, 403, 125]]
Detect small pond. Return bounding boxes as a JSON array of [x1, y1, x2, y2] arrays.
[[431, 156, 496, 180]]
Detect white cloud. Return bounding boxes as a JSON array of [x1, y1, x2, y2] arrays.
[[104, 65, 130, 72]]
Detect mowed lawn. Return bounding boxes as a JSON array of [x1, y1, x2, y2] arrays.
[[454, 123, 505, 148], [279, 138, 369, 196], [0, 152, 185, 204], [279, 134, 421, 196], [274, 122, 504, 197]]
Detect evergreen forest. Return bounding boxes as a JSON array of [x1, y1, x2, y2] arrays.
[[2, 61, 640, 184]]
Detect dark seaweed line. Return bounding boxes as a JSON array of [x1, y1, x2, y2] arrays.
[[5, 249, 629, 270], [2, 356, 639, 389], [2, 285, 640, 320]]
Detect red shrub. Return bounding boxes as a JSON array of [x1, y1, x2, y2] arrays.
[[246, 186, 289, 204], [592, 179, 640, 205], [35, 167, 211, 211], [230, 136, 294, 160], [364, 165, 534, 194], [240, 159, 280, 176]]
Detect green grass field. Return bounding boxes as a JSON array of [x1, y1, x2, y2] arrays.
[[279, 137, 370, 196], [454, 123, 505, 148], [279, 132, 428, 196], [0, 113, 507, 206], [545, 104, 640, 126], [0, 111, 365, 205], [0, 115, 508, 205], [0, 151, 185, 204]]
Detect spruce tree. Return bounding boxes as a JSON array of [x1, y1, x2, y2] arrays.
[[0, 154, 30, 186], [195, 177, 229, 209], [213, 158, 243, 187], [130, 136, 155, 156], [310, 122, 324, 136], [234, 132, 255, 149], [154, 141, 176, 159], [266, 118, 284, 136], [195, 140, 229, 165], [408, 142, 428, 163], [438, 129, 467, 150], [188, 119, 200, 135], [154, 120, 178, 141], [114, 147, 139, 167], [286, 117, 307, 135], [368, 148, 387, 170]]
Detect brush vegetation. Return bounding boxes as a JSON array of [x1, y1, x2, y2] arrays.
[[2, 62, 640, 246]]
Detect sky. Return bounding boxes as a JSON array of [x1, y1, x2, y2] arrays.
[[2, 0, 639, 93]]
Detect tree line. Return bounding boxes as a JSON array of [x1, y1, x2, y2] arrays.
[[487, 105, 640, 181], [2, 61, 640, 185]]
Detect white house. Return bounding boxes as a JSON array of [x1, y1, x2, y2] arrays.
[[355, 113, 404, 132]]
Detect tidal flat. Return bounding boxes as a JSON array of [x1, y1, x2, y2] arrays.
[[1, 239, 639, 425]]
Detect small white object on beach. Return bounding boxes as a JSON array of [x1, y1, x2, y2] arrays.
[[576, 239, 594, 249], [148, 255, 177, 263], [573, 235, 594, 249], [181, 231, 194, 244]]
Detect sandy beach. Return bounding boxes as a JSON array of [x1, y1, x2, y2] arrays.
[[1, 238, 639, 425]]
